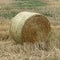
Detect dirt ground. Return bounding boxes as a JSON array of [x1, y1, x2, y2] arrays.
[[0, 0, 12, 4]]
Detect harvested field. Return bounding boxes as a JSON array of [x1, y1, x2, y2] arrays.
[[0, 20, 60, 60], [0, 0, 60, 60]]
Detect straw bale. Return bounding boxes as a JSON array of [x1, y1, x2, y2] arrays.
[[10, 12, 51, 44]]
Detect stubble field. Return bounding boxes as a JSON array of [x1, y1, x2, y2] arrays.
[[0, 0, 60, 60]]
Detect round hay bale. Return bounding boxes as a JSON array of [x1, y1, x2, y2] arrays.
[[10, 11, 51, 44]]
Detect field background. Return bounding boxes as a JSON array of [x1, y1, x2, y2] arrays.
[[0, 0, 60, 60]]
